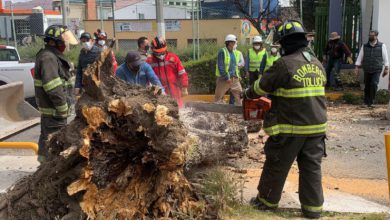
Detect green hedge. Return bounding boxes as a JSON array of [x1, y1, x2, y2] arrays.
[[184, 53, 217, 94]]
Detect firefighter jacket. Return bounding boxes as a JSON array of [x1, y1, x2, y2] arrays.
[[34, 46, 73, 118], [249, 47, 327, 137], [146, 52, 188, 108]]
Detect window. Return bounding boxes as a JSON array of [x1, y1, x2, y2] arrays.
[[138, 13, 145, 19], [169, 2, 174, 5], [97, 6, 112, 19], [0, 49, 19, 61], [175, 2, 180, 5], [166, 39, 177, 48], [187, 38, 217, 45], [118, 39, 138, 51], [182, 2, 187, 6]]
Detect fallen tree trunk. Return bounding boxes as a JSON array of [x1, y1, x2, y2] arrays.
[[0, 49, 211, 219]]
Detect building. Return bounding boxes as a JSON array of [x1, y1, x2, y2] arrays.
[[115, 0, 194, 20], [84, 18, 259, 50]]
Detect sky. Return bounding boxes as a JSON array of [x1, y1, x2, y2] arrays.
[[279, 0, 290, 7]]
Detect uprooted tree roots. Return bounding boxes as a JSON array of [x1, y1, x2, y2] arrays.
[[0, 49, 212, 220]]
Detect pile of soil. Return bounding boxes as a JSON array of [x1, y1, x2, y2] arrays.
[[0, 49, 211, 220]]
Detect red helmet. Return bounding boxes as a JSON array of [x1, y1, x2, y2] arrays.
[[151, 36, 167, 53]]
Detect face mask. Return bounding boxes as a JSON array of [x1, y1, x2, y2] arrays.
[[98, 40, 106, 46], [254, 45, 261, 50], [157, 54, 165, 60], [144, 45, 150, 52], [82, 41, 93, 50], [57, 44, 66, 53], [233, 44, 238, 50]]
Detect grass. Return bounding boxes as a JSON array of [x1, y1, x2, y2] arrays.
[[199, 168, 388, 220]]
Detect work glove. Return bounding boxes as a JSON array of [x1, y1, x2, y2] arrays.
[[242, 88, 260, 100], [347, 57, 354, 65], [181, 87, 189, 97], [150, 85, 164, 95]]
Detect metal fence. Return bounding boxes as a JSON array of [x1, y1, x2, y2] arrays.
[[314, 0, 361, 61]]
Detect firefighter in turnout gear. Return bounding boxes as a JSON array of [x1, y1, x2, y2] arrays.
[[245, 20, 327, 219], [245, 36, 267, 85], [34, 25, 78, 163]]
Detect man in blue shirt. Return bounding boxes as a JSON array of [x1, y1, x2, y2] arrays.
[[214, 34, 243, 106], [116, 51, 164, 92]]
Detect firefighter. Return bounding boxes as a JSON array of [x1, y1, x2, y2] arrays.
[[244, 20, 327, 219], [245, 36, 267, 86], [146, 37, 189, 108], [34, 25, 78, 163], [215, 34, 242, 105]]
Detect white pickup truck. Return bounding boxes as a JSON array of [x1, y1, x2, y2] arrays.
[[0, 45, 35, 102]]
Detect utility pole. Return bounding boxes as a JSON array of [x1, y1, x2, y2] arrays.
[[248, 0, 251, 16], [100, 0, 103, 30], [156, 0, 165, 38], [192, 0, 195, 60], [61, 0, 67, 26], [10, 2, 17, 49], [111, 0, 116, 38], [300, 0, 303, 24], [196, 0, 200, 59]]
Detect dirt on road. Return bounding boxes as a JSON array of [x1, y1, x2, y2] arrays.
[[226, 104, 390, 207]]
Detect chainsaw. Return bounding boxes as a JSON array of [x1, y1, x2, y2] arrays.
[[185, 97, 272, 120]]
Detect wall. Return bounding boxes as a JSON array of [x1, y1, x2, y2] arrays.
[[84, 19, 259, 50], [115, 4, 190, 20], [371, 0, 390, 90], [69, 4, 85, 21]]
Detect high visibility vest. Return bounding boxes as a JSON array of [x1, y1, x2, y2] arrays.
[[265, 55, 280, 71], [215, 47, 241, 78], [248, 48, 266, 72]]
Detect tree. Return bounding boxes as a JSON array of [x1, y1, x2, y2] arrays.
[[233, 0, 280, 35], [290, 0, 321, 32]]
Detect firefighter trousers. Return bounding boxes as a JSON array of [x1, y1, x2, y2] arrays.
[[38, 116, 67, 162], [257, 135, 326, 213]]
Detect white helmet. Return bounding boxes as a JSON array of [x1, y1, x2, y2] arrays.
[[225, 34, 237, 42], [253, 36, 263, 43]]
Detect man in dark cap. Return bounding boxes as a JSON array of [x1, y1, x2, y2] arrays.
[[75, 32, 102, 95], [116, 51, 164, 91]]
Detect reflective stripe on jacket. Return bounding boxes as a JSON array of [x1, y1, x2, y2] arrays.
[[251, 48, 327, 137], [146, 52, 188, 108]]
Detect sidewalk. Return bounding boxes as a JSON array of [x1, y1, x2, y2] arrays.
[[242, 169, 390, 214]]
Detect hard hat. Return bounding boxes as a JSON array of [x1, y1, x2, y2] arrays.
[[253, 36, 263, 43], [225, 34, 237, 42], [274, 20, 306, 43], [44, 25, 78, 45], [151, 36, 167, 53]]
